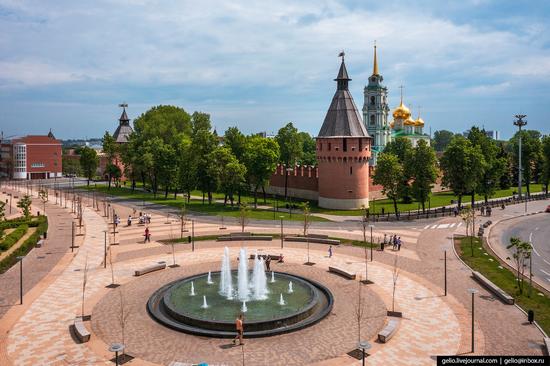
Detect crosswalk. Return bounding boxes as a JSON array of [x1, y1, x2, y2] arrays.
[[423, 222, 462, 230]]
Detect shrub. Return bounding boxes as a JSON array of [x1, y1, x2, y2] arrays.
[[0, 217, 48, 274], [0, 224, 28, 251]]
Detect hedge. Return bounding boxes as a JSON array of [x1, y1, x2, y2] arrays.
[[0, 216, 48, 274], [0, 224, 29, 251]]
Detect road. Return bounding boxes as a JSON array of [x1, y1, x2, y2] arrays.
[[500, 213, 550, 286]]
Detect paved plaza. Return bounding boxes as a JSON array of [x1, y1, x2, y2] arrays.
[[0, 187, 548, 365]]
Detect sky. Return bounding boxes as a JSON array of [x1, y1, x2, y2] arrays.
[[1, 0, 549, 140]]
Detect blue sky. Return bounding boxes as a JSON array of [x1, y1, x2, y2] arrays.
[[1, 0, 549, 140]]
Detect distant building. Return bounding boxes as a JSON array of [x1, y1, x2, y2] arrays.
[[0, 130, 62, 180], [462, 129, 500, 140]]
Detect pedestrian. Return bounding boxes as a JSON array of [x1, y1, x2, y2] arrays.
[[453, 207, 458, 217], [480, 206, 485, 216], [115, 215, 120, 228], [487, 206, 492, 216], [265, 256, 271, 271], [328, 245, 333, 258], [393, 235, 397, 250], [127, 215, 132, 227], [144, 227, 151, 243], [397, 237, 402, 251], [278, 253, 284, 263], [232, 314, 244, 345]]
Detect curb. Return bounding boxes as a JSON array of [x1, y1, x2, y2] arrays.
[[450, 233, 548, 339]]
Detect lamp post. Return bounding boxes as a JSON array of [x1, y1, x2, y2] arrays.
[[17, 255, 25, 304], [358, 340, 371, 366], [441, 244, 450, 296], [191, 219, 195, 252], [109, 343, 124, 366], [280, 215, 284, 249], [467, 288, 478, 353], [513, 114, 527, 199], [369, 224, 374, 262], [104, 230, 108, 269]]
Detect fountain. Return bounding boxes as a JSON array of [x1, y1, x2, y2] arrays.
[[147, 247, 334, 338], [237, 248, 249, 301], [220, 247, 233, 298]]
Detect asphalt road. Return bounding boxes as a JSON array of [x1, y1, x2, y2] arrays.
[[501, 213, 550, 285]]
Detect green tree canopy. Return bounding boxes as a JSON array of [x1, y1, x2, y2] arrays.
[[298, 132, 317, 165], [243, 135, 280, 207], [224, 126, 247, 161], [384, 137, 413, 202], [372, 152, 404, 217], [275, 122, 303, 199], [509, 130, 542, 195], [408, 140, 437, 212], [79, 146, 99, 186], [432, 130, 454, 152], [133, 105, 192, 146]]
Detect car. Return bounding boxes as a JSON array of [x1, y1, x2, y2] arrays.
[[545, 205, 550, 213]]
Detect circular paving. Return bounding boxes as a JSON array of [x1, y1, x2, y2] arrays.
[[91, 261, 387, 366]]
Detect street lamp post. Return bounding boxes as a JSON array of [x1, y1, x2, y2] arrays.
[[191, 220, 195, 252], [467, 288, 478, 353], [17, 255, 25, 304], [109, 343, 124, 366], [358, 341, 371, 366], [513, 114, 527, 199], [104, 230, 108, 269], [280, 215, 284, 249], [369, 224, 374, 262], [441, 244, 450, 296]]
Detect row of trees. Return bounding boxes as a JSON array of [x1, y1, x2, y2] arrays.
[[99, 105, 316, 207], [374, 126, 550, 217]]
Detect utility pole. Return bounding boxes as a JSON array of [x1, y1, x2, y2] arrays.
[[513, 115, 527, 199]]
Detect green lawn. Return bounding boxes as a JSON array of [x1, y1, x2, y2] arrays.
[[458, 236, 550, 335], [80, 185, 327, 222], [311, 184, 545, 216]]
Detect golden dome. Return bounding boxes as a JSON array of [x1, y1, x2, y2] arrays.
[[415, 117, 425, 126], [392, 101, 411, 120], [404, 116, 416, 126]]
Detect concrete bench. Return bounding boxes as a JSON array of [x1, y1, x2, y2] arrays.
[[135, 263, 166, 276], [328, 266, 356, 280], [249, 254, 281, 261], [230, 232, 251, 237], [378, 319, 399, 343], [285, 236, 340, 245], [472, 271, 514, 305], [544, 337, 550, 356], [218, 234, 272, 241], [73, 318, 90, 343]]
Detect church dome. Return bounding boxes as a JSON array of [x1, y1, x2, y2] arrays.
[[415, 117, 425, 126], [392, 101, 411, 120], [404, 115, 416, 126]]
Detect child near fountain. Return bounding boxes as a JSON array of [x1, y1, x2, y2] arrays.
[[232, 314, 244, 345]]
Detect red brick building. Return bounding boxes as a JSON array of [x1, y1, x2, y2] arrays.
[[0, 131, 62, 180]]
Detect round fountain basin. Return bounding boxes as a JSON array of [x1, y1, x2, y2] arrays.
[[147, 271, 333, 338]]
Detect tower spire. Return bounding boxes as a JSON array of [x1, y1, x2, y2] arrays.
[[399, 85, 404, 105], [372, 41, 379, 76], [335, 50, 351, 91]]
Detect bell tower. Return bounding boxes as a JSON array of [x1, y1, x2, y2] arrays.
[[363, 44, 391, 160]]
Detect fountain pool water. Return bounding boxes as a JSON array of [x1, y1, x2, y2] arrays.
[[147, 248, 334, 338]]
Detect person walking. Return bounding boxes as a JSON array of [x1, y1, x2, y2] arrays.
[[392, 235, 397, 250], [127, 215, 132, 226], [328, 245, 333, 258], [232, 314, 244, 345], [397, 237, 402, 251], [144, 227, 151, 243], [265, 256, 271, 271]]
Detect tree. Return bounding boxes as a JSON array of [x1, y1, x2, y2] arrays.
[[540, 135, 550, 194], [224, 127, 247, 161], [81, 256, 89, 317], [467, 127, 507, 203], [506, 237, 531, 295], [509, 130, 542, 196], [302, 202, 313, 264], [276, 123, 303, 199], [408, 140, 437, 212], [243, 136, 280, 207], [17, 195, 32, 219], [79, 146, 99, 186], [354, 277, 365, 343], [384, 137, 413, 202], [191, 113, 218, 204], [432, 130, 454, 152], [497, 143, 513, 189], [298, 132, 317, 166], [460, 207, 476, 257], [117, 287, 131, 357], [238, 203, 249, 233], [440, 136, 486, 208], [0, 200, 5, 221], [372, 153, 403, 218], [391, 253, 400, 313], [62, 155, 82, 176], [176, 137, 196, 201], [360, 206, 370, 282], [212, 147, 247, 206], [102, 131, 118, 162], [105, 163, 122, 189]]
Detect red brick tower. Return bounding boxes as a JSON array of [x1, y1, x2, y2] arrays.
[[316, 53, 372, 209]]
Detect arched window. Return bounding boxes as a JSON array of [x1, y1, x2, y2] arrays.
[[370, 115, 375, 125], [370, 96, 375, 105]]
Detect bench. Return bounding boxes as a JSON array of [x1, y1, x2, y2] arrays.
[[472, 271, 514, 305], [231, 232, 251, 237], [134, 263, 166, 276], [378, 319, 399, 343], [544, 338, 550, 356], [249, 254, 282, 261], [285, 235, 340, 245], [217, 234, 272, 241], [328, 266, 356, 280], [73, 317, 90, 343]]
